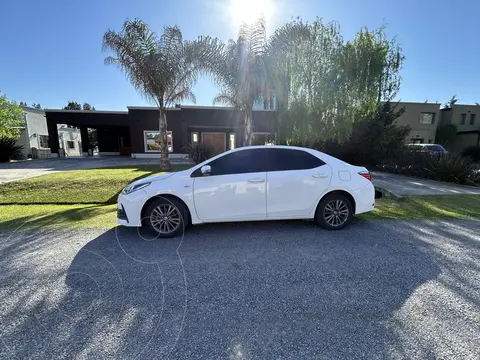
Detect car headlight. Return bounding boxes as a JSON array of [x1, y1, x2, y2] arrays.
[[122, 181, 151, 195]]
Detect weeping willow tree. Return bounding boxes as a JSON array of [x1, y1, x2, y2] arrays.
[[102, 19, 221, 169], [204, 17, 310, 145], [272, 18, 404, 143]]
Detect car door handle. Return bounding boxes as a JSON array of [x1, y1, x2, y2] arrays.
[[248, 178, 265, 183], [312, 174, 328, 178]]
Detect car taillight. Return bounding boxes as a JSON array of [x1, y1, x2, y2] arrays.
[[359, 172, 371, 181]]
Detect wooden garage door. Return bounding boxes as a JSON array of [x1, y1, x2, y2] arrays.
[[202, 133, 226, 156]]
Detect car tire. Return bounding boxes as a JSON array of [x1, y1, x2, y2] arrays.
[[144, 197, 188, 238], [314, 193, 353, 230]]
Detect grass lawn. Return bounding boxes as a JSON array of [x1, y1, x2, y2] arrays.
[[0, 164, 191, 205], [0, 164, 478, 230], [1, 195, 479, 231]]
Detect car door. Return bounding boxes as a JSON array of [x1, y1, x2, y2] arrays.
[[265, 148, 332, 218], [192, 148, 268, 222]]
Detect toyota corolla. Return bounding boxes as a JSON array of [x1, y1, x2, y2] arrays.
[[117, 145, 375, 237]]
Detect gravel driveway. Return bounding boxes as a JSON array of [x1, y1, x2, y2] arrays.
[[0, 220, 479, 359]]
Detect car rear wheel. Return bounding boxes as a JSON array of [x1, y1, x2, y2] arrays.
[[315, 194, 353, 230], [144, 197, 188, 238]]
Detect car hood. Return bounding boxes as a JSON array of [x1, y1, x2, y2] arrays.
[[131, 172, 176, 185]]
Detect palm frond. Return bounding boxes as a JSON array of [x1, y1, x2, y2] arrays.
[[213, 93, 239, 108]]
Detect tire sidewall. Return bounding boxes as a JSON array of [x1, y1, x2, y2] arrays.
[[315, 194, 353, 230], [144, 197, 188, 238]]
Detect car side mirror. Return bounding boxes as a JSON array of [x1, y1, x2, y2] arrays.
[[200, 165, 211, 176]]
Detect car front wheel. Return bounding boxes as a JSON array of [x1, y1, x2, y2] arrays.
[[315, 194, 353, 230], [144, 197, 188, 238]]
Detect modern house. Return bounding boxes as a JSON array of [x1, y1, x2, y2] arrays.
[[439, 104, 480, 152], [16, 106, 82, 158], [38, 101, 479, 159], [392, 102, 441, 145], [44, 106, 277, 158]]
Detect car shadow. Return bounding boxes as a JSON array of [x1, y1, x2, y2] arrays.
[[2, 219, 478, 358]]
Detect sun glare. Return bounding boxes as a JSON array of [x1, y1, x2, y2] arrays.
[[229, 0, 272, 26]]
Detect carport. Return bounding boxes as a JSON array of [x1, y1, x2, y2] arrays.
[[45, 110, 132, 156]]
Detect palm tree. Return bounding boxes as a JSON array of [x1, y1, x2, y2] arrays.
[[102, 19, 219, 169], [206, 18, 309, 146]]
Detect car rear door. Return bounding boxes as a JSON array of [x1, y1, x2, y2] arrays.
[[192, 149, 268, 222], [265, 148, 332, 218]]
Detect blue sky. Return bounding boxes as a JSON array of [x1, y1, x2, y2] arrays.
[[1, 0, 479, 110]]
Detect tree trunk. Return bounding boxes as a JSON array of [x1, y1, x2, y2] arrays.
[[159, 108, 172, 171], [244, 109, 253, 146]]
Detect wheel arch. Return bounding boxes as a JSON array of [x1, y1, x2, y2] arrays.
[[315, 189, 356, 215], [141, 194, 192, 226]]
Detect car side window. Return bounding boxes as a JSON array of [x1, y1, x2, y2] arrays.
[[266, 149, 325, 171], [192, 149, 269, 177]]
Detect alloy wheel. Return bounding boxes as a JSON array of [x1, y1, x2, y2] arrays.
[[323, 200, 349, 227], [150, 204, 182, 234]]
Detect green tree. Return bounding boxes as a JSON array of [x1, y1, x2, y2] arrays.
[[347, 101, 410, 166], [103, 18, 220, 169], [436, 124, 458, 148], [204, 17, 309, 145], [273, 19, 404, 143], [0, 91, 24, 139], [82, 103, 96, 111], [63, 101, 82, 110]]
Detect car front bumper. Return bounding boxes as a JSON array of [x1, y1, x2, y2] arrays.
[[117, 190, 149, 227]]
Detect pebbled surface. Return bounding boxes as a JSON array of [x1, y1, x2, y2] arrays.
[[0, 219, 479, 359]]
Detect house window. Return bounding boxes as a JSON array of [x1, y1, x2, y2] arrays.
[[229, 133, 235, 150], [144, 131, 173, 152], [191, 132, 198, 144], [66, 141, 75, 149], [252, 133, 275, 145], [38, 135, 49, 148], [428, 139, 432, 144], [470, 114, 476, 125], [419, 113, 435, 124], [460, 113, 466, 125]]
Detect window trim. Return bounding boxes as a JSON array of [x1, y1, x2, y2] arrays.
[[38, 135, 49, 149], [470, 113, 476, 125], [144, 130, 173, 153], [460, 113, 466, 125], [191, 132, 199, 144], [419, 112, 435, 125], [190, 147, 326, 177], [191, 148, 267, 178]]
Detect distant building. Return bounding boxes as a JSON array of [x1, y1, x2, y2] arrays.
[[392, 102, 441, 145], [390, 101, 479, 152], [16, 106, 82, 158], [439, 104, 480, 153]]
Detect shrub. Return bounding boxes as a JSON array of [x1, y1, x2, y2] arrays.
[[182, 142, 213, 164], [0, 137, 24, 162], [426, 155, 476, 185], [461, 145, 480, 162], [379, 151, 478, 186]]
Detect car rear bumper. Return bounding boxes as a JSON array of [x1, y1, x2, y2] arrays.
[[353, 184, 375, 215]]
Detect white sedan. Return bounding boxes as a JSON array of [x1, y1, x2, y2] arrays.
[[117, 145, 375, 237]]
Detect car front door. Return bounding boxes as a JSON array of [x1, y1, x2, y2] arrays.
[[192, 149, 268, 222], [265, 148, 332, 217]]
